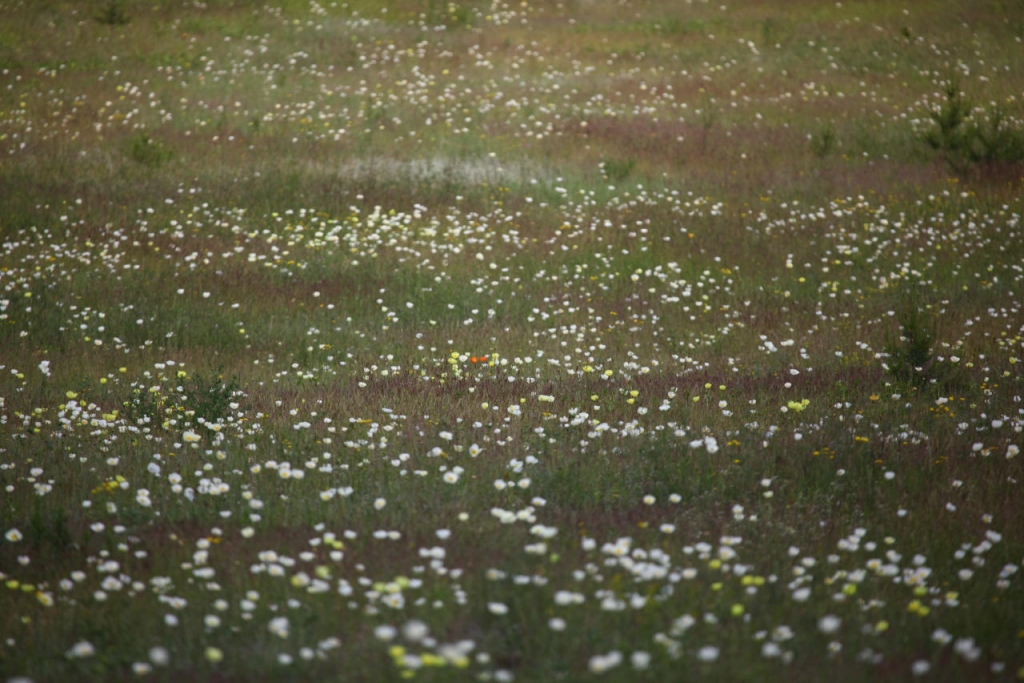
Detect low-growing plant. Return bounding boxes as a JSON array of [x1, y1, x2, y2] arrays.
[[122, 369, 240, 426], [600, 157, 635, 183], [127, 132, 173, 168], [969, 106, 1024, 164], [699, 95, 717, 153], [180, 369, 241, 425], [761, 17, 777, 48], [122, 384, 163, 426], [922, 81, 973, 170], [445, 1, 475, 28], [810, 124, 837, 158], [96, 0, 129, 26], [923, 80, 1024, 173], [29, 504, 72, 552], [883, 305, 935, 387]]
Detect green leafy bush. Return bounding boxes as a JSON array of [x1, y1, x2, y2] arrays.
[[884, 307, 935, 387], [923, 80, 1024, 172], [600, 157, 635, 183], [127, 133, 173, 168], [810, 124, 837, 158], [180, 369, 241, 425], [96, 0, 129, 26], [123, 368, 240, 427]]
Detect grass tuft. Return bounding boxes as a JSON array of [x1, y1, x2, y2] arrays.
[[95, 0, 129, 26], [127, 132, 173, 168]]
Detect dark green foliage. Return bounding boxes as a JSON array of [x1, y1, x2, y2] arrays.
[[600, 157, 635, 183], [122, 369, 240, 426], [884, 306, 935, 386], [96, 0, 129, 26], [923, 81, 973, 170], [127, 133, 173, 168], [180, 369, 241, 425], [923, 80, 1024, 173], [969, 106, 1024, 164], [122, 384, 162, 426], [429, 0, 474, 28], [810, 124, 837, 158], [448, 4, 474, 28], [699, 95, 717, 153], [761, 18, 777, 47], [29, 505, 73, 551]]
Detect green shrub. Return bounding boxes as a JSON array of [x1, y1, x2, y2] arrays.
[[96, 0, 129, 26], [810, 124, 837, 158], [600, 157, 635, 183], [431, 0, 474, 28], [923, 80, 1024, 172], [123, 384, 164, 427], [883, 306, 935, 387], [698, 95, 717, 152], [180, 369, 241, 425], [122, 369, 241, 427], [127, 133, 173, 168], [969, 106, 1024, 164]]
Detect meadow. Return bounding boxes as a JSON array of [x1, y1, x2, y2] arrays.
[[1, 0, 1023, 680]]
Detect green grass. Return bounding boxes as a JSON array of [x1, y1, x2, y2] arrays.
[[1, 0, 1023, 681]]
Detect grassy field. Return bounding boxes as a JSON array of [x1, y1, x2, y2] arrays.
[[1, 0, 1023, 680]]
